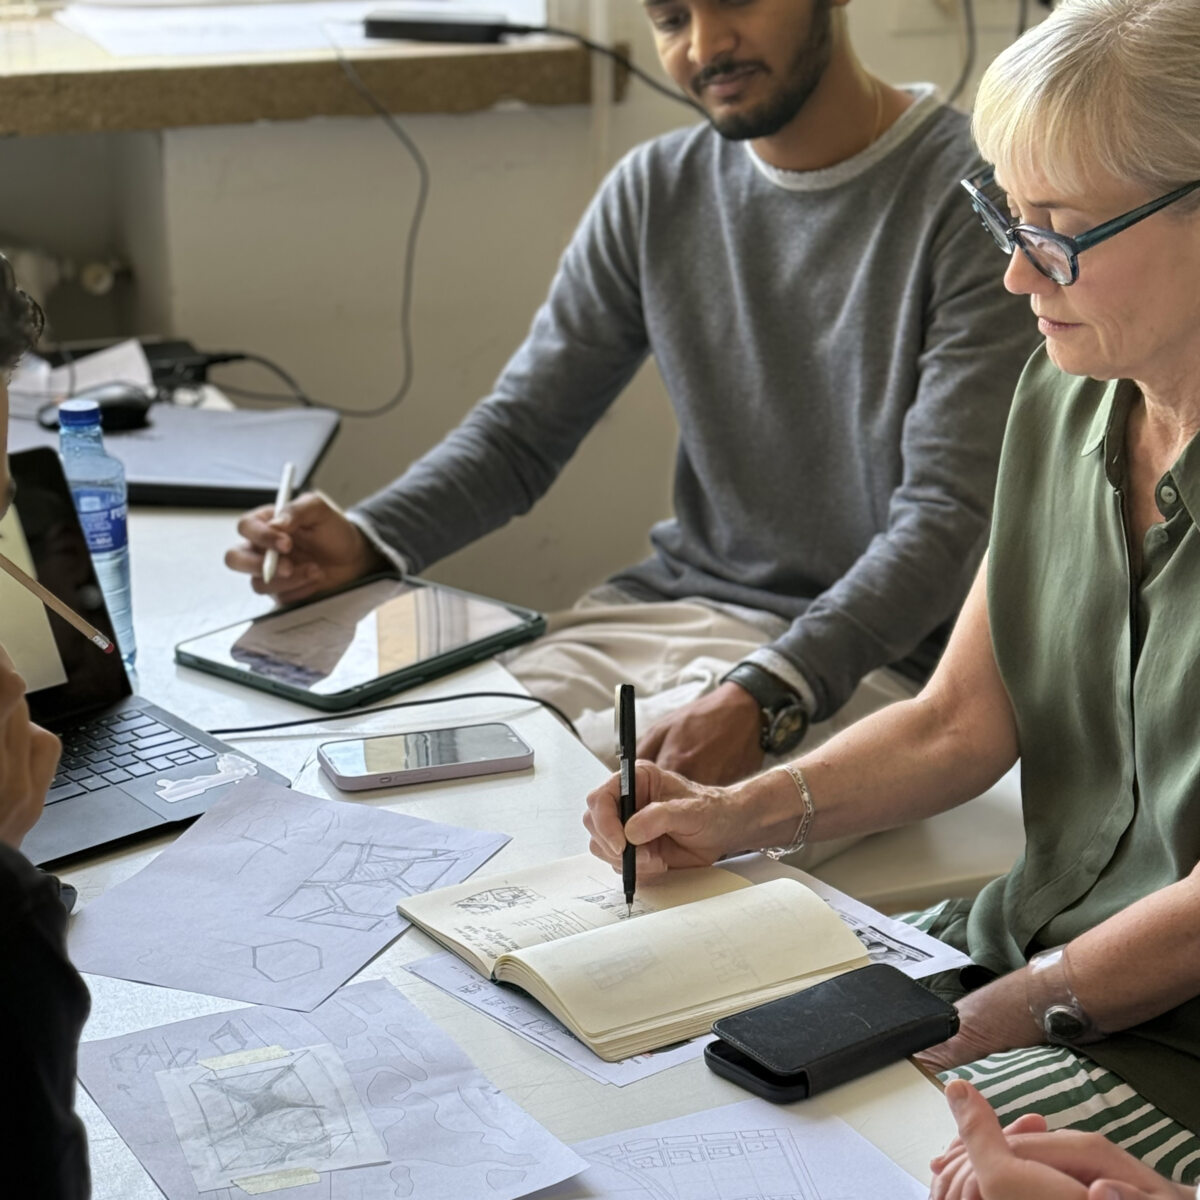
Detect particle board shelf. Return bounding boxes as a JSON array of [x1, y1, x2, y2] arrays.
[[0, 18, 621, 136]]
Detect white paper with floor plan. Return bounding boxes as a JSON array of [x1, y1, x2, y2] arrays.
[[526, 1096, 925, 1200], [791, 868, 974, 979], [78, 979, 586, 1200], [69, 779, 508, 1010]]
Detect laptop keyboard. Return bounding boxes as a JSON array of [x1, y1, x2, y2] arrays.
[[47, 709, 215, 805]]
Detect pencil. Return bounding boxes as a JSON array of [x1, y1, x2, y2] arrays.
[[0, 549, 115, 654], [261, 460, 296, 586]]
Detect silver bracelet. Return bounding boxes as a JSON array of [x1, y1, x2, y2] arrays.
[[763, 764, 815, 860]]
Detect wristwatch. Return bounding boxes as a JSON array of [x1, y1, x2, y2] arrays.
[[721, 663, 810, 755], [1027, 945, 1105, 1045]]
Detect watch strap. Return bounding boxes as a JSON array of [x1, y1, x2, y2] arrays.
[[722, 663, 809, 754]]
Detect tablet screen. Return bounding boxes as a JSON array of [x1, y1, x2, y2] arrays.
[[178, 578, 532, 697]]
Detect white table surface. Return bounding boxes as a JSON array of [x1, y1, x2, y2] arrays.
[[66, 509, 956, 1198]]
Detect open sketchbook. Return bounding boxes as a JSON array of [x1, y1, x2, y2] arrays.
[[397, 854, 869, 1061]]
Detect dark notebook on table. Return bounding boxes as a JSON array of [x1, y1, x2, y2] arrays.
[[0, 447, 287, 867]]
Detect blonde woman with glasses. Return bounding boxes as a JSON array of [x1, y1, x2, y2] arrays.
[[586, 0, 1200, 1185]]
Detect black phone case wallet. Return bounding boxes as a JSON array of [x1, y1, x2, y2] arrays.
[[705, 962, 959, 1103]]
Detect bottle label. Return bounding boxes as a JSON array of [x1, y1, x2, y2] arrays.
[[73, 489, 128, 554]]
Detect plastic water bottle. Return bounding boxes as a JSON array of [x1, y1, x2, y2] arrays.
[[59, 399, 137, 669]]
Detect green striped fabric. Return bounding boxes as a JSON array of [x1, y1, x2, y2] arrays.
[[898, 906, 1200, 1183]]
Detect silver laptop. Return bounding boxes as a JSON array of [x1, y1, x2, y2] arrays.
[[1, 446, 287, 866]]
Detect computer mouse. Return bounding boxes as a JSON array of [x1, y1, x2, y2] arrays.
[[38, 382, 157, 432]]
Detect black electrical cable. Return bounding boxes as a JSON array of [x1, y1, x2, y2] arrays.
[[208, 689, 581, 741], [199, 52, 430, 420], [200, 24, 697, 419], [214, 351, 314, 407], [946, 0, 977, 106], [509, 24, 703, 115]]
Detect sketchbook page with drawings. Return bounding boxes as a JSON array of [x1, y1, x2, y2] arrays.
[[502, 878, 868, 1060], [396, 852, 752, 976], [398, 854, 869, 1061]]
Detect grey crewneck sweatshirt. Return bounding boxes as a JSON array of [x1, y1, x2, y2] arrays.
[[353, 88, 1037, 721]]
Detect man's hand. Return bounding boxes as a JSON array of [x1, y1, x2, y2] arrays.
[[916, 968, 1043, 1073], [225, 492, 388, 605], [637, 681, 763, 785], [0, 644, 60, 851], [931, 1080, 1191, 1200], [584, 761, 750, 879]]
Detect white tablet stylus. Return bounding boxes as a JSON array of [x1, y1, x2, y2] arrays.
[[261, 461, 296, 586]]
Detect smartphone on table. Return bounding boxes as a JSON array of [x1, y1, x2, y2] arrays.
[[317, 722, 534, 791]]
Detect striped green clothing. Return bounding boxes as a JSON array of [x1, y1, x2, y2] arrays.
[[904, 901, 1200, 1182]]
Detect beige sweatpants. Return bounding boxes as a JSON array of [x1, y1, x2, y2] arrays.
[[502, 592, 919, 868]]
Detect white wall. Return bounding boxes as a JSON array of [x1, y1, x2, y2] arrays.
[[1, 0, 1041, 611]]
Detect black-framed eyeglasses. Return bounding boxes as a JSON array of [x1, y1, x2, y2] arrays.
[[960, 167, 1200, 286]]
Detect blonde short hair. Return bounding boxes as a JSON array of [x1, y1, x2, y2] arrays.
[[973, 0, 1200, 206]]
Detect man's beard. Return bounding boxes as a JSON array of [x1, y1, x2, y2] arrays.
[[695, 0, 834, 141]]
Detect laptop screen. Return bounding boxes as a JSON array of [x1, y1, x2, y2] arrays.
[[0, 447, 129, 725]]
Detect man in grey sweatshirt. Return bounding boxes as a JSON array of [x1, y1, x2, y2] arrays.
[[227, 0, 1035, 796]]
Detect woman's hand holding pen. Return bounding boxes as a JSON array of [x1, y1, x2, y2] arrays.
[[225, 492, 388, 605], [584, 762, 758, 879]]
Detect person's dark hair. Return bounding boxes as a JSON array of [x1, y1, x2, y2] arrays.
[[0, 253, 45, 374]]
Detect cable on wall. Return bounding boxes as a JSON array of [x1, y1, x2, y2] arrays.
[[946, 0, 977, 106], [200, 24, 697, 419]]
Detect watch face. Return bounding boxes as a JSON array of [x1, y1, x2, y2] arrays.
[[1045, 1006, 1086, 1043], [766, 707, 808, 754]]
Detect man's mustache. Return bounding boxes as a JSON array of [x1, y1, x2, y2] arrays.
[[691, 59, 766, 91]]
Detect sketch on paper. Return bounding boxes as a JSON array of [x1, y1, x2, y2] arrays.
[[454, 886, 543, 914], [270, 840, 485, 931], [789, 867, 973, 980], [583, 945, 655, 991], [155, 1044, 386, 1191], [68, 779, 510, 1010], [536, 1098, 928, 1200], [577, 889, 646, 919], [407, 952, 712, 1087], [843, 915, 934, 967], [78, 979, 586, 1200], [584, 1126, 820, 1200]]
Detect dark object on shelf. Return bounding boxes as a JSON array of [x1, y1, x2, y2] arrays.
[[364, 10, 509, 43], [37, 382, 156, 433]]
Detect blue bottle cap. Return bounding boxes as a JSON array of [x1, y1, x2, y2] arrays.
[[58, 398, 102, 427]]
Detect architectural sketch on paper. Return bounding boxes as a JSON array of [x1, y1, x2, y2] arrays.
[[842, 915, 933, 967], [577, 889, 648, 919], [585, 1127, 821, 1200], [84, 980, 584, 1200], [156, 1043, 385, 1191], [454, 886, 543, 914], [268, 839, 481, 931]]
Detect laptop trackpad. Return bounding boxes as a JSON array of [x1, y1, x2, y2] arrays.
[[25, 789, 167, 867]]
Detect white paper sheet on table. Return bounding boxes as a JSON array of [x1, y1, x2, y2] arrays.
[[407, 951, 713, 1086], [525, 1095, 926, 1199], [791, 867, 974, 979], [78, 978, 586, 1200], [69, 778, 509, 1010], [7, 339, 154, 417]]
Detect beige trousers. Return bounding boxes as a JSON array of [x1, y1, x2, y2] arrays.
[[503, 593, 919, 869]]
